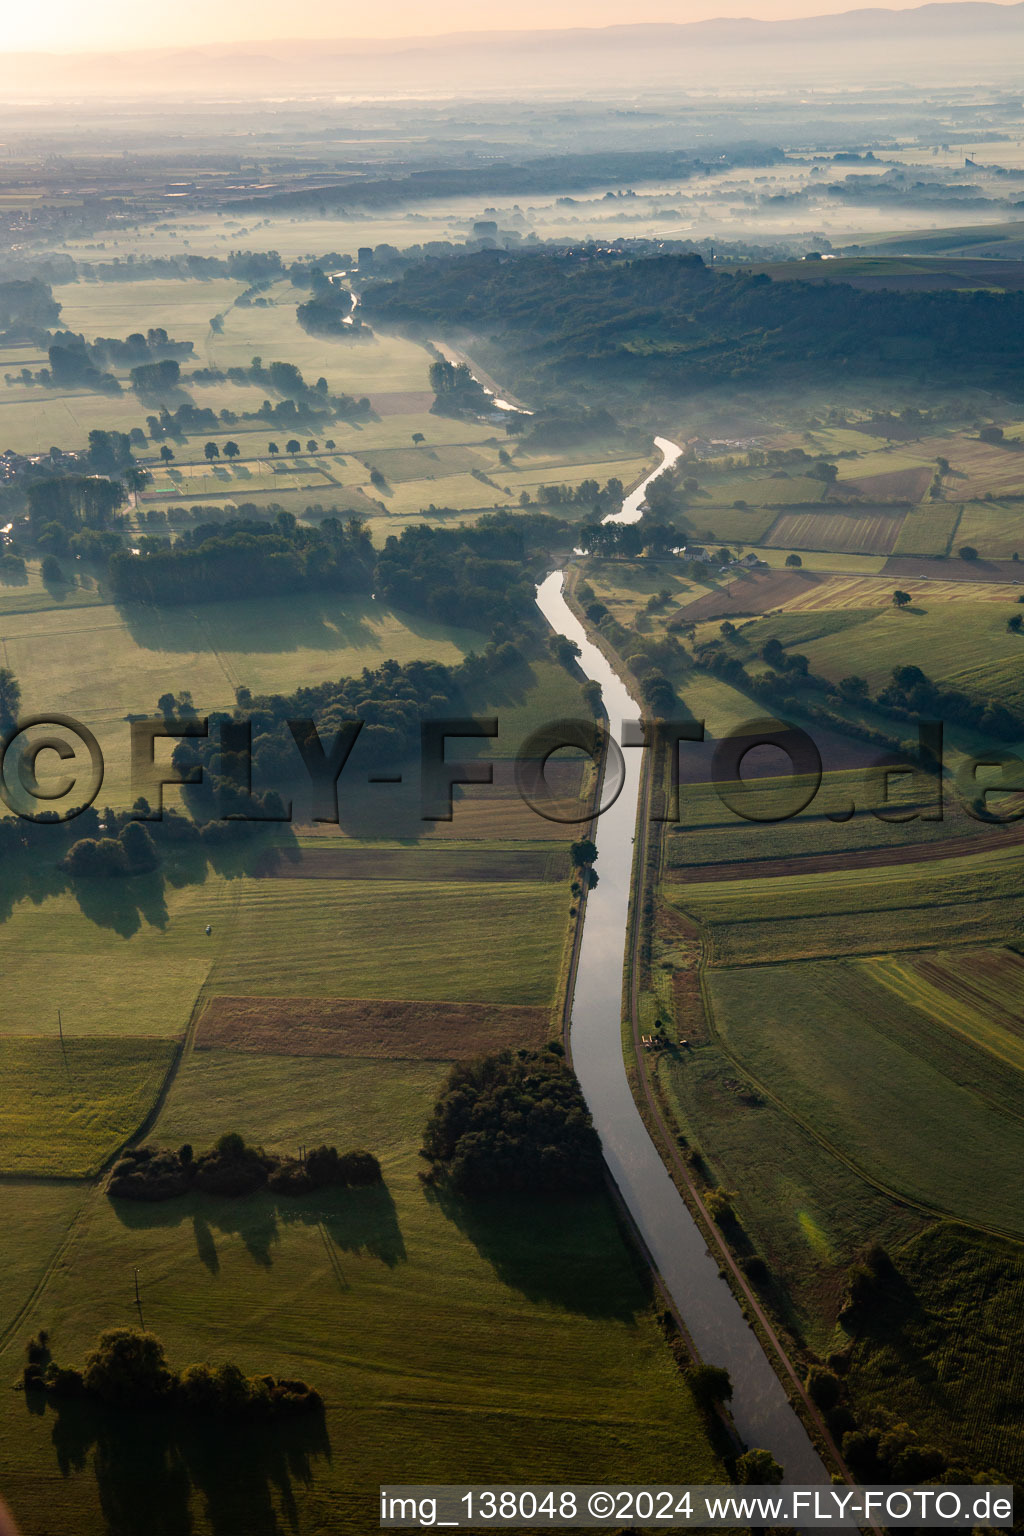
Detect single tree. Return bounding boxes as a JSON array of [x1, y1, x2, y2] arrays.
[[203, 442, 220, 462], [412, 432, 425, 447], [838, 674, 870, 702], [286, 439, 301, 455], [785, 553, 803, 568], [687, 1363, 733, 1411], [959, 545, 979, 561], [569, 837, 598, 869], [736, 1448, 784, 1485], [223, 441, 240, 460], [159, 445, 174, 463], [1008, 614, 1023, 633], [324, 439, 335, 450], [892, 589, 912, 607], [305, 439, 318, 453], [83, 1329, 173, 1409], [267, 441, 279, 456], [120, 820, 158, 874], [805, 1365, 842, 1410]]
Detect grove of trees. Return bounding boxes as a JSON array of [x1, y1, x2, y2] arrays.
[[420, 1044, 604, 1196]]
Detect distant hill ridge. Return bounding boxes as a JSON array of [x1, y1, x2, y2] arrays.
[[13, 1, 1024, 62], [8, 2, 1024, 96]]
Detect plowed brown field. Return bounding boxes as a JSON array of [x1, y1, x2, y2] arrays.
[[196, 995, 551, 1058]]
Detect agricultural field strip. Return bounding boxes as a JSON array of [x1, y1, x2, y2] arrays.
[[668, 840, 1023, 943], [892, 501, 962, 557], [763, 508, 907, 555], [772, 574, 1024, 610], [257, 844, 567, 881]]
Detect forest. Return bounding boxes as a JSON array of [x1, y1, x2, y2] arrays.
[[363, 248, 1024, 393]]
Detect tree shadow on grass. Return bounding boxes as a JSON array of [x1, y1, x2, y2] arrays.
[[426, 1185, 645, 1322], [109, 1184, 406, 1276], [40, 1393, 330, 1536], [0, 819, 296, 934], [73, 870, 171, 938], [116, 593, 382, 657]]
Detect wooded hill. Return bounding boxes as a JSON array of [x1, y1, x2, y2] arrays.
[[363, 249, 1024, 393]]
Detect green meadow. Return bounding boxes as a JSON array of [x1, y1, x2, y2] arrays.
[[0, 1056, 721, 1535]]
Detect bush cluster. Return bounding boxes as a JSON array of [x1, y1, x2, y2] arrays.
[[108, 1132, 382, 1202], [23, 1329, 321, 1419]]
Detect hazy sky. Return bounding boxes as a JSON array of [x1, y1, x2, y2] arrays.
[[8, 0, 1011, 51]]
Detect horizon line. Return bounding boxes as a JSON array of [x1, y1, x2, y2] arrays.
[[10, 0, 1024, 60]]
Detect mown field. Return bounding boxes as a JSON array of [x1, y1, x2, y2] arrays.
[[206, 876, 568, 1006], [663, 769, 1023, 877], [701, 474, 827, 508], [0, 1186, 90, 1346], [743, 549, 890, 574], [763, 507, 907, 555], [864, 947, 1024, 1073], [0, 877, 233, 1037], [681, 503, 779, 545], [755, 571, 1022, 611]]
